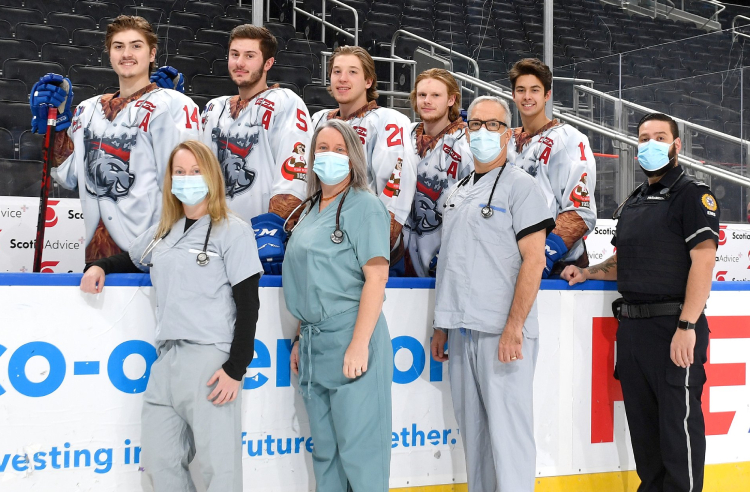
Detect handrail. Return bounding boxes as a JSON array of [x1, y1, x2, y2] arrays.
[[696, 0, 725, 29], [291, 0, 358, 46], [732, 15, 750, 41], [389, 29, 481, 79], [574, 84, 749, 148], [452, 73, 750, 189]]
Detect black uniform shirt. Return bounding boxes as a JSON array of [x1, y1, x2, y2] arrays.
[[612, 165, 720, 302]]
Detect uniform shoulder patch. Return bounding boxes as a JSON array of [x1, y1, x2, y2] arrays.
[[701, 193, 717, 211]]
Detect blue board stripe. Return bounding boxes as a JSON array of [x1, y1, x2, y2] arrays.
[[1, 273, 749, 291]]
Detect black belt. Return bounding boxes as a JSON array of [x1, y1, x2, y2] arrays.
[[619, 301, 683, 319]]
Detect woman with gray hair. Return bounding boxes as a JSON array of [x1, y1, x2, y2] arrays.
[[282, 119, 393, 492]]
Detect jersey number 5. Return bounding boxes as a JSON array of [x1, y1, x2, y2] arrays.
[[183, 106, 199, 129], [386, 124, 403, 147], [295, 109, 308, 132]]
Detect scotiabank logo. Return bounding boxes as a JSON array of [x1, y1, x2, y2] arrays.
[[591, 316, 750, 443], [716, 271, 728, 281], [718, 225, 727, 246], [45, 200, 60, 228], [39, 261, 59, 273]]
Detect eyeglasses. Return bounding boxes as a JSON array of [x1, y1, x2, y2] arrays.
[[467, 119, 507, 132]]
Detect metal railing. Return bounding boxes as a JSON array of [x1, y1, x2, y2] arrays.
[[732, 15, 750, 42], [291, 0, 359, 46], [452, 72, 750, 189], [695, 0, 725, 29]]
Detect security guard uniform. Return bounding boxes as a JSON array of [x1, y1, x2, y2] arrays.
[[613, 164, 719, 492]]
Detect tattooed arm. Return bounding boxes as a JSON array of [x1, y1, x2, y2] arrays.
[[561, 254, 617, 285]]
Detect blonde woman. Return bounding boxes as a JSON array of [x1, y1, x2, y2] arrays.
[[80, 140, 262, 492], [284, 119, 393, 492]]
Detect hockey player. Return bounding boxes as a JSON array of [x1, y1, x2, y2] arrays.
[[310, 46, 414, 262], [506, 58, 597, 277], [403, 69, 473, 277], [30, 15, 199, 263], [199, 25, 313, 274]]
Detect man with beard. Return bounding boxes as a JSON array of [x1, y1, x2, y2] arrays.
[[31, 15, 199, 263], [562, 113, 719, 492], [403, 69, 473, 277], [200, 25, 312, 273], [506, 58, 597, 278], [310, 46, 415, 267]]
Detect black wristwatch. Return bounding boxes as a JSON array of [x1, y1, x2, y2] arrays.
[[677, 319, 696, 331], [293, 335, 300, 344]]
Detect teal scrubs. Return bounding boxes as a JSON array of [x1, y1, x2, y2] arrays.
[[282, 188, 393, 492]]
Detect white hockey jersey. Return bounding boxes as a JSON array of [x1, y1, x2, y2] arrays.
[[200, 87, 312, 222], [402, 120, 474, 277], [53, 87, 200, 251], [507, 121, 597, 262], [311, 102, 416, 225]]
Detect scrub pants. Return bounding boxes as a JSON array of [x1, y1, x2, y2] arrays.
[[299, 308, 393, 492], [141, 340, 243, 492], [616, 315, 709, 492], [448, 328, 539, 492]]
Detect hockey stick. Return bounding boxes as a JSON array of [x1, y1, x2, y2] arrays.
[[32, 107, 58, 273]]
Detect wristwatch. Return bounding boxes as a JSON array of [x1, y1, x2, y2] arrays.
[[677, 319, 696, 330]]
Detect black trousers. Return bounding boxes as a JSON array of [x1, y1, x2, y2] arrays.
[[616, 314, 709, 492]]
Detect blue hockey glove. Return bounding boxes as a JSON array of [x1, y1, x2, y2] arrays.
[[150, 66, 185, 93], [543, 232, 568, 279], [30, 73, 74, 134], [251, 213, 288, 275]]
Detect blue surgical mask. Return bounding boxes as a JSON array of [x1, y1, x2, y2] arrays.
[[637, 140, 675, 172], [313, 151, 351, 185], [469, 128, 507, 163], [171, 175, 208, 205]]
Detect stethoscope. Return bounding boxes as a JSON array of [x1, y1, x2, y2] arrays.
[[443, 162, 507, 219], [138, 219, 213, 267], [284, 187, 351, 244]]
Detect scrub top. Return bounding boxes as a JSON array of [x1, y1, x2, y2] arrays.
[[434, 164, 554, 337], [282, 188, 391, 325], [129, 213, 263, 352]]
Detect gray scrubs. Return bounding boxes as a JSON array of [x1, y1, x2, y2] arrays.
[[434, 165, 553, 492], [129, 214, 263, 492]]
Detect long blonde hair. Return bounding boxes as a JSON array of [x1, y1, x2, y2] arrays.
[[306, 120, 370, 198], [155, 140, 229, 238]]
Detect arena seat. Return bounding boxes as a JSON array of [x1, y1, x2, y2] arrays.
[[42, 44, 99, 72], [71, 83, 96, 102], [156, 54, 210, 90], [24, 0, 71, 16], [267, 80, 299, 94], [211, 58, 228, 76], [68, 64, 118, 93], [169, 11, 212, 33], [74, 1, 120, 22], [0, 38, 38, 69], [195, 29, 229, 46], [0, 101, 30, 134], [178, 40, 225, 62], [0, 78, 28, 102], [275, 50, 320, 76], [224, 5, 253, 19], [47, 12, 98, 32], [157, 25, 194, 46], [0, 127, 14, 159], [185, 1, 225, 19], [213, 16, 245, 31], [286, 39, 327, 57], [264, 22, 297, 43], [72, 28, 105, 47], [18, 129, 43, 161], [0, 19, 11, 38], [303, 83, 336, 107], [192, 74, 236, 96], [16, 23, 69, 46], [268, 65, 311, 94], [0, 7, 45, 29]]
